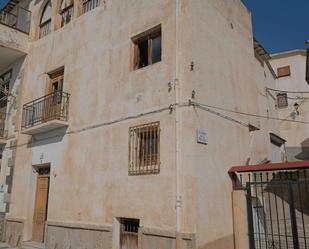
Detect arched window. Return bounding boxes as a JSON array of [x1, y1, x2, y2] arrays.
[[60, 0, 73, 27], [39, 1, 52, 38]]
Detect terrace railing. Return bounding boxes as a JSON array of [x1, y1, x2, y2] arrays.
[[0, 8, 31, 34], [22, 91, 70, 130]]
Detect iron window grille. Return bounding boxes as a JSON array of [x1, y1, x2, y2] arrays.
[[60, 4, 73, 27], [129, 122, 160, 175], [121, 219, 139, 234], [39, 19, 51, 38], [276, 93, 288, 109], [82, 0, 100, 14]]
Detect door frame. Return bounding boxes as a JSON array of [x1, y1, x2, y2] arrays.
[[32, 164, 50, 243]]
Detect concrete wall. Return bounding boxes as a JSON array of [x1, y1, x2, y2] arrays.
[[5, 218, 24, 247], [176, 0, 280, 248], [0, 25, 29, 54]]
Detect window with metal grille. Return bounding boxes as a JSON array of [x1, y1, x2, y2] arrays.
[[39, 1, 52, 38], [276, 93, 288, 108], [129, 122, 160, 175], [82, 0, 100, 14], [121, 219, 139, 234], [60, 0, 73, 27], [132, 25, 161, 70]]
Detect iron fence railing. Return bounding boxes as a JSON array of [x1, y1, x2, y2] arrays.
[[22, 91, 70, 130], [0, 8, 31, 34], [229, 162, 309, 249]]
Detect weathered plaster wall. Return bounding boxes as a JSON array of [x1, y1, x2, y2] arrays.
[[0, 25, 29, 55], [10, 0, 179, 244], [251, 56, 280, 163], [5, 219, 24, 247], [175, 0, 280, 248]]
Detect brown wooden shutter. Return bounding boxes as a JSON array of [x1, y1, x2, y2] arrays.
[[134, 44, 139, 70], [277, 66, 291, 78]]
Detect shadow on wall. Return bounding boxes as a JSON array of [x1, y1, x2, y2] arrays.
[[285, 138, 309, 161], [27, 127, 67, 148], [265, 170, 309, 215]]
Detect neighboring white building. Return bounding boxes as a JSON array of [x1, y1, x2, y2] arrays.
[[270, 50, 309, 161]]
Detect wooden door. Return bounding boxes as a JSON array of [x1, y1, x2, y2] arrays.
[[120, 220, 139, 249], [44, 71, 63, 121], [32, 174, 49, 242]]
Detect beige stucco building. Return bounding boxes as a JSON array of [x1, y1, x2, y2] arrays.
[[0, 0, 307, 249]]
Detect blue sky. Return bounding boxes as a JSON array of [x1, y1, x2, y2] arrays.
[[242, 0, 309, 54], [0, 0, 8, 9], [1, 0, 308, 54]]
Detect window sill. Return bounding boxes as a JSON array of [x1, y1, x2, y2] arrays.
[[132, 60, 162, 72]]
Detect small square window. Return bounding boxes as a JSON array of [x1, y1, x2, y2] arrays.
[[277, 66, 291, 78], [129, 122, 160, 175], [132, 25, 161, 70], [276, 93, 288, 108]]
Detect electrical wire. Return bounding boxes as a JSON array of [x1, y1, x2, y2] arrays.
[[4, 99, 309, 151], [191, 101, 309, 125], [266, 87, 309, 94]]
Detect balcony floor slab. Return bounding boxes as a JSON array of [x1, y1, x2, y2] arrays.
[[21, 120, 68, 135]]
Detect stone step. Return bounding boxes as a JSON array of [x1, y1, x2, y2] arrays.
[[21, 241, 44, 249]]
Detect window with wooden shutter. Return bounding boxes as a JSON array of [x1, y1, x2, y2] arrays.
[[132, 25, 161, 70], [277, 66, 291, 78], [129, 122, 160, 175]]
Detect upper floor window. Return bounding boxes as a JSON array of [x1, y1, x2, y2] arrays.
[[132, 25, 161, 70], [60, 0, 74, 27], [129, 122, 160, 175], [40, 1, 52, 38], [277, 65, 291, 78], [82, 0, 100, 14]]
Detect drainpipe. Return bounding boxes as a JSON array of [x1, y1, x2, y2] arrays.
[[174, 0, 181, 240]]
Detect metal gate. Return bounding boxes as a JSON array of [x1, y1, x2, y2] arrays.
[[246, 171, 309, 249]]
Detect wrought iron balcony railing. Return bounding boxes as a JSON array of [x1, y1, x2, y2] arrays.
[[22, 91, 70, 130], [0, 8, 31, 34]]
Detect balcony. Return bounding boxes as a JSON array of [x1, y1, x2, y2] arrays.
[[21, 91, 70, 135], [0, 8, 31, 34], [0, 8, 31, 72]]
